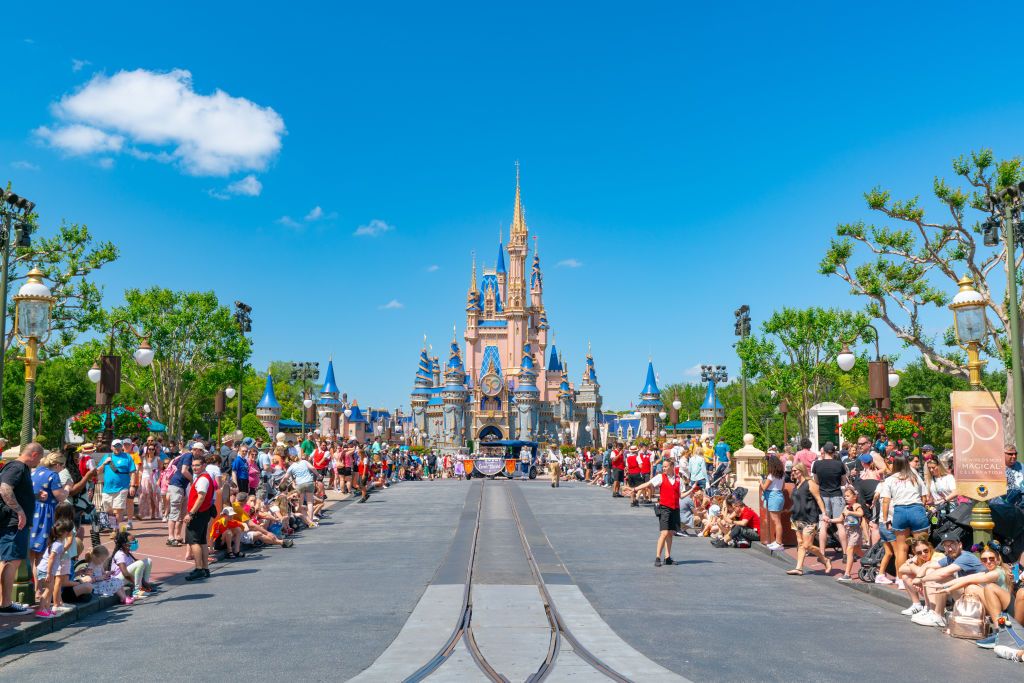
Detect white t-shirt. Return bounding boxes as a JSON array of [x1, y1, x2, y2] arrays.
[[194, 476, 211, 495], [880, 472, 926, 506], [929, 474, 956, 503], [765, 474, 785, 491]]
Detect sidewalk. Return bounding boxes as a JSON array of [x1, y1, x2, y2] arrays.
[[0, 488, 356, 652]]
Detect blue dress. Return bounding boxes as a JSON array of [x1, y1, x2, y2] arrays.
[[30, 466, 62, 553]]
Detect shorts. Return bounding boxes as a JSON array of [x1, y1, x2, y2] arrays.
[[891, 504, 930, 533], [296, 482, 314, 494], [237, 479, 250, 494], [0, 526, 29, 562], [845, 528, 862, 549], [611, 469, 624, 484], [101, 489, 129, 512], [878, 523, 896, 542], [764, 489, 784, 513], [641, 473, 651, 482], [819, 495, 845, 526], [241, 531, 256, 545], [628, 474, 644, 487], [184, 509, 213, 545], [167, 485, 185, 520], [791, 520, 817, 535], [658, 505, 681, 532], [339, 467, 352, 476]]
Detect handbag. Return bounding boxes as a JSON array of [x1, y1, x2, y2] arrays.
[[946, 593, 990, 639]]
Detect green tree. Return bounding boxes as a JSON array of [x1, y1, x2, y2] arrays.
[[34, 340, 105, 446], [737, 307, 873, 439], [716, 412, 745, 453], [241, 412, 267, 440], [105, 288, 250, 438], [819, 149, 1022, 436]]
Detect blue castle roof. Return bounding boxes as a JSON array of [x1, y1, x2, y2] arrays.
[[496, 241, 506, 274], [521, 343, 535, 370], [320, 360, 340, 394], [547, 344, 561, 372], [640, 361, 659, 396], [701, 380, 724, 411], [256, 374, 280, 410], [446, 340, 463, 369]]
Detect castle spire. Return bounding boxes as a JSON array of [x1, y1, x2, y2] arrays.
[[470, 251, 477, 292], [496, 232, 506, 274], [511, 161, 527, 238]]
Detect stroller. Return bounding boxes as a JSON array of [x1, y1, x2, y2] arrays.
[[857, 539, 896, 583]]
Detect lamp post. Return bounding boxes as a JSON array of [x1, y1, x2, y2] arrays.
[[12, 268, 55, 445], [291, 361, 319, 433], [778, 399, 789, 445], [0, 189, 35, 429], [904, 394, 932, 453], [734, 305, 751, 433], [88, 321, 155, 451], [233, 301, 252, 430], [836, 324, 898, 416], [982, 184, 1024, 456], [949, 274, 998, 543]]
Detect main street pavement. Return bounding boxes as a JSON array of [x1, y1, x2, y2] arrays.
[[0, 478, 1013, 682]]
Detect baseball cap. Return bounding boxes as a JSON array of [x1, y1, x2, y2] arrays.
[[921, 444, 935, 452], [858, 453, 873, 464], [190, 442, 207, 452], [220, 507, 235, 516], [938, 526, 962, 543], [242, 437, 255, 447], [822, 442, 836, 453], [111, 439, 123, 447]]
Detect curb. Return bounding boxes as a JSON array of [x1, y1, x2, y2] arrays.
[[0, 489, 360, 654], [749, 542, 911, 610]]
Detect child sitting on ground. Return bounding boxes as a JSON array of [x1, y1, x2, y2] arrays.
[[82, 546, 132, 605]]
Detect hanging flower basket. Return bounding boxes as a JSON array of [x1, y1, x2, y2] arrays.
[[839, 412, 921, 445], [70, 405, 150, 439]]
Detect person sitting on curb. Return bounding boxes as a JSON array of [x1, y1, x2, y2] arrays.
[[937, 541, 1015, 649], [210, 506, 244, 559], [711, 490, 760, 548], [909, 526, 985, 628]]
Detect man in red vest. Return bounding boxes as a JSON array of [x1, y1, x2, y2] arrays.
[[184, 449, 218, 581], [638, 448, 653, 504], [609, 447, 625, 498], [626, 446, 643, 507], [633, 458, 698, 566]]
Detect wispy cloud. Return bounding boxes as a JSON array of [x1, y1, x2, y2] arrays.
[[71, 58, 91, 73], [305, 205, 338, 222], [354, 219, 394, 237], [426, 264, 440, 273], [277, 216, 300, 229], [97, 158, 115, 170], [10, 161, 39, 171], [378, 299, 403, 310], [227, 174, 262, 197], [557, 258, 583, 268], [35, 68, 285, 176], [683, 364, 702, 377]]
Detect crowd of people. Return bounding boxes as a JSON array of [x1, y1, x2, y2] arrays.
[[0, 428, 403, 620]]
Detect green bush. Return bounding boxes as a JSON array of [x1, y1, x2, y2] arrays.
[[241, 413, 268, 440], [715, 413, 744, 453]]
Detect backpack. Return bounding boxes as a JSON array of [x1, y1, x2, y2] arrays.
[[946, 593, 989, 640], [159, 456, 180, 490]]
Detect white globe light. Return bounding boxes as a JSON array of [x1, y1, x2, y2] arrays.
[[143, 403, 151, 414], [888, 372, 900, 388], [87, 366, 101, 384], [658, 411, 667, 420], [849, 405, 859, 416], [303, 398, 313, 408], [344, 409, 353, 418], [134, 345, 155, 368], [225, 386, 236, 399], [836, 347, 856, 373], [671, 399, 682, 411], [660, 430, 667, 436]]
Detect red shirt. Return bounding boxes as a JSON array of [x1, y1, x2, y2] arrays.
[[639, 453, 652, 474], [312, 449, 330, 470], [626, 453, 641, 475], [658, 474, 681, 509], [610, 450, 624, 471], [187, 472, 216, 513], [735, 505, 760, 534]]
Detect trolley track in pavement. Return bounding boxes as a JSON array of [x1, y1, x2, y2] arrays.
[[403, 479, 632, 683]]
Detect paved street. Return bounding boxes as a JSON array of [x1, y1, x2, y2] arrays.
[[0, 479, 1012, 682]]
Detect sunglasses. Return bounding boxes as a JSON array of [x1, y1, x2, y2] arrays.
[[915, 548, 930, 555], [981, 555, 998, 562]]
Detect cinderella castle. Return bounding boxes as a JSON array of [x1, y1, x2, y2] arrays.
[[410, 169, 603, 451]]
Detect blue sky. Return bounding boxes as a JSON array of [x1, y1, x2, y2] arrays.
[[3, 2, 1024, 410]]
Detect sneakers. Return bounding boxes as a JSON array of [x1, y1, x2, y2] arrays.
[[976, 631, 1001, 649], [664, 557, 675, 565], [184, 568, 206, 582], [836, 574, 853, 582], [766, 542, 783, 551], [53, 605, 74, 614], [895, 579, 906, 590], [0, 603, 30, 614], [654, 557, 662, 567], [282, 539, 294, 548], [901, 603, 926, 616], [122, 596, 135, 606], [630, 501, 639, 508], [911, 611, 946, 628], [34, 609, 54, 619], [994, 645, 1024, 662], [710, 538, 729, 548], [874, 574, 894, 585]]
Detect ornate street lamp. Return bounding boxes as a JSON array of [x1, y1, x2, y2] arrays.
[[92, 319, 154, 451], [836, 324, 892, 414], [949, 275, 987, 389], [12, 268, 55, 445]]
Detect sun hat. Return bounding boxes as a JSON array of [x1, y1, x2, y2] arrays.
[[79, 443, 96, 454]]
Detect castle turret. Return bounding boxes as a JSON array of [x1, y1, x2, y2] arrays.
[[316, 359, 342, 437], [506, 165, 529, 370], [441, 336, 469, 447], [637, 361, 662, 438], [576, 344, 603, 447], [514, 342, 540, 441], [410, 346, 433, 438], [465, 252, 480, 370], [256, 373, 281, 438], [700, 379, 725, 440], [495, 233, 507, 304]]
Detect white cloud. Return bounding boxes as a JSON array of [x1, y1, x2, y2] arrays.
[[426, 264, 440, 272], [304, 205, 337, 222], [35, 124, 124, 155], [277, 216, 300, 229], [557, 258, 583, 268], [683, 364, 702, 377], [354, 219, 394, 237], [379, 299, 403, 310], [37, 68, 285, 176], [71, 59, 91, 73], [11, 161, 39, 171], [97, 158, 115, 170], [225, 174, 262, 197]]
